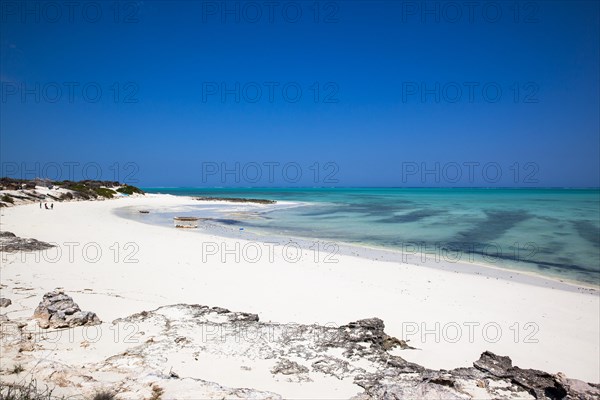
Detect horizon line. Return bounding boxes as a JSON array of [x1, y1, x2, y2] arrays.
[[140, 186, 600, 190]]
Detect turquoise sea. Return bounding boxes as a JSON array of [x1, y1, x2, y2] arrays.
[[139, 188, 600, 286]]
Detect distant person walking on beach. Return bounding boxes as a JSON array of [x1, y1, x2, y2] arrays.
[[44, 203, 49, 210], [40, 201, 42, 208], [51, 203, 54, 210]]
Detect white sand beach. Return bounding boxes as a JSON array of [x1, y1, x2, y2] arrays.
[[0, 194, 599, 397]]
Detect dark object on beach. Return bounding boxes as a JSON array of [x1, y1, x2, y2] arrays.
[[174, 216, 200, 228], [0, 231, 55, 252], [34, 290, 101, 329], [0, 298, 11, 308], [139, 210, 150, 214], [194, 196, 276, 204]]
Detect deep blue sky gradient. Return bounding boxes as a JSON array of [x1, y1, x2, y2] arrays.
[[1, 1, 599, 187]]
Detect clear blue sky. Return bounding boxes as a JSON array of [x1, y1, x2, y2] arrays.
[[1, 1, 598, 187]]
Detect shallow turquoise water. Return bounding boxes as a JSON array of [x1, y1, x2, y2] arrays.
[[142, 188, 600, 285]]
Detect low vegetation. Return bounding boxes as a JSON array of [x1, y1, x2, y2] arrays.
[[0, 379, 119, 400], [10, 364, 24, 374], [116, 185, 144, 195], [91, 390, 116, 400], [93, 188, 117, 198], [1, 194, 14, 204], [0, 379, 56, 400], [147, 385, 164, 400], [0, 178, 144, 205], [0, 177, 36, 190]]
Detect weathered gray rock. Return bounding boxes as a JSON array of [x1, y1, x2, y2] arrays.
[[4, 302, 597, 399], [105, 304, 595, 399], [0, 298, 11, 308], [0, 231, 54, 252], [34, 290, 101, 329], [271, 358, 309, 375], [471, 351, 600, 399], [351, 349, 597, 400], [556, 372, 600, 399]]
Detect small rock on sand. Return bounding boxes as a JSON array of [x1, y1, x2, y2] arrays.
[[34, 290, 101, 329]]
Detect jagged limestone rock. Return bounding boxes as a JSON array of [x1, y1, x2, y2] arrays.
[[2, 303, 597, 399], [0, 231, 54, 252], [33, 290, 101, 329]]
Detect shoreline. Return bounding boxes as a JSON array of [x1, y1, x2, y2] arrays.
[[1, 194, 599, 391], [115, 194, 599, 294]]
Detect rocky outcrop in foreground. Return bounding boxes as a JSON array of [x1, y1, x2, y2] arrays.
[[33, 290, 101, 329], [1, 302, 598, 399], [0, 231, 55, 252], [108, 305, 599, 399]]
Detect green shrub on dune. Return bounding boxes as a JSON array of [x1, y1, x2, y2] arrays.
[[94, 187, 117, 198], [0, 179, 144, 202], [1, 194, 14, 204], [68, 183, 92, 193], [116, 185, 144, 195]]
